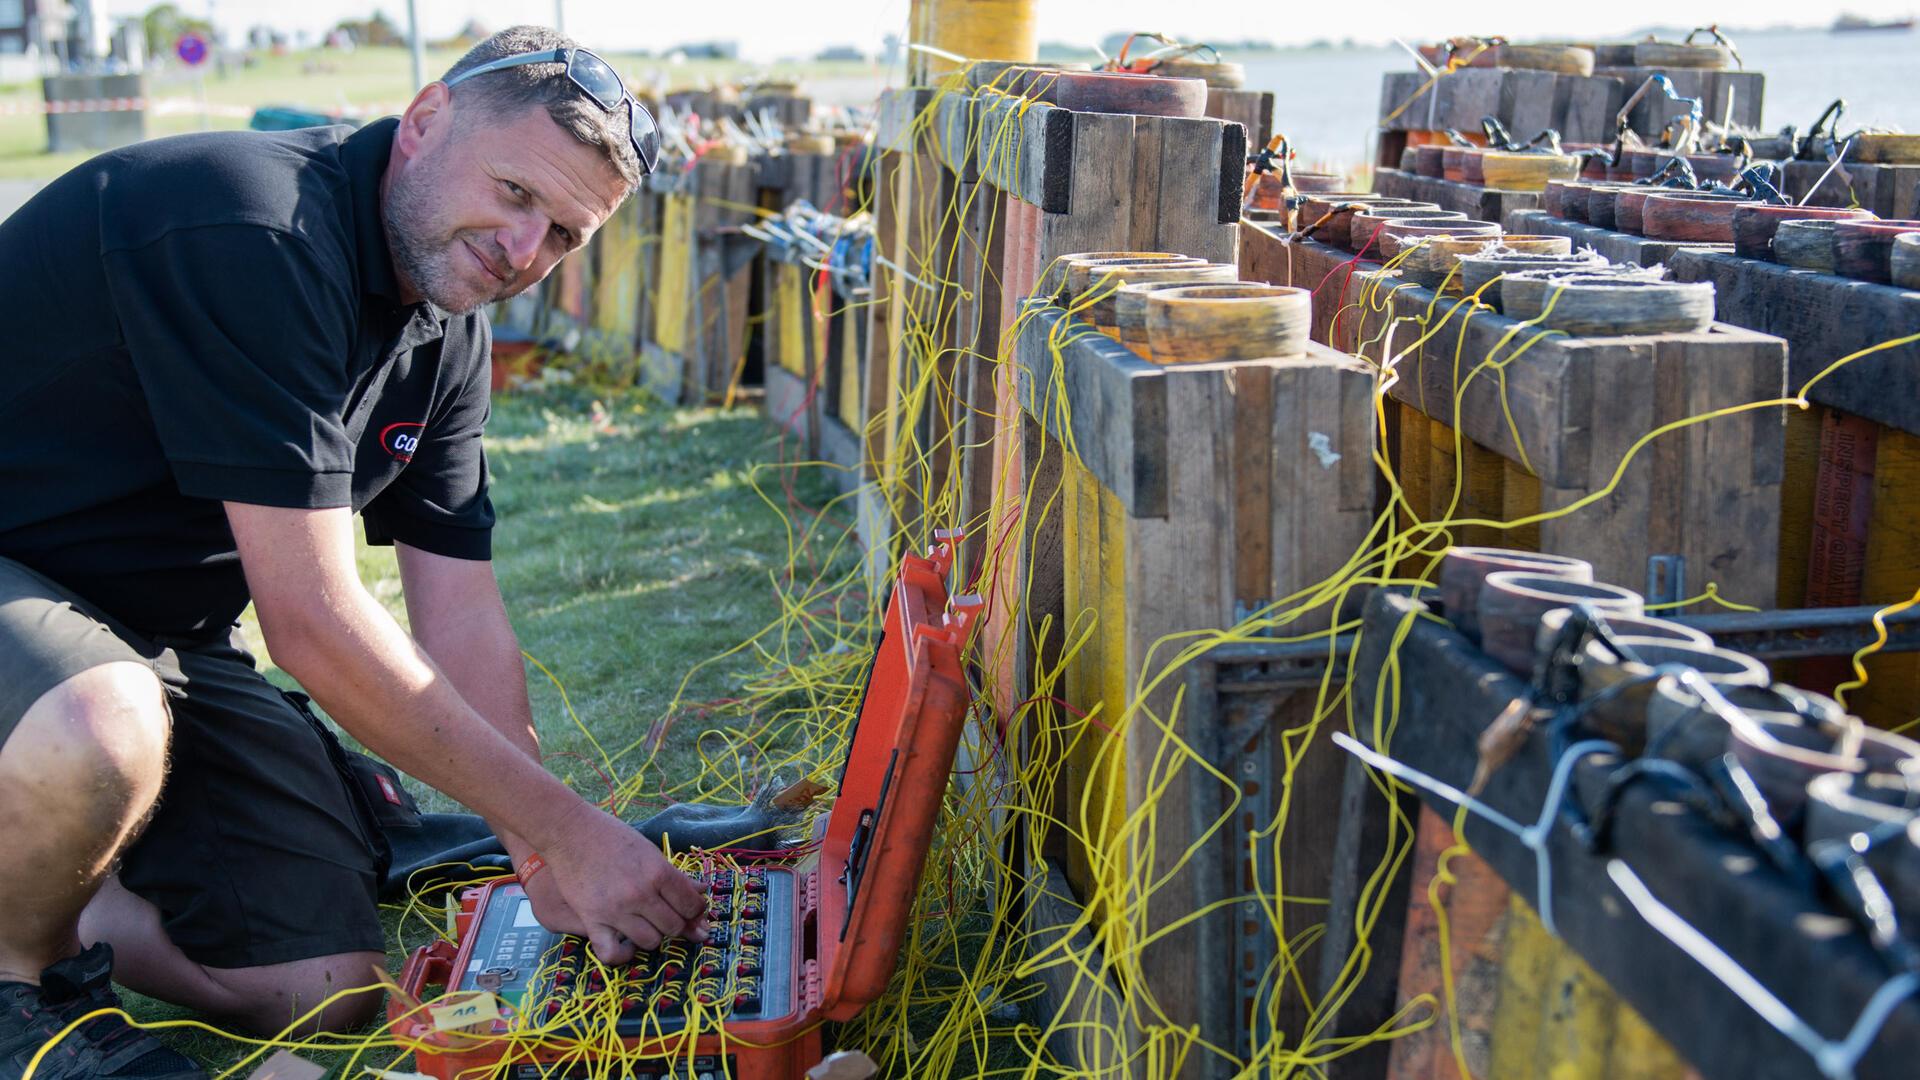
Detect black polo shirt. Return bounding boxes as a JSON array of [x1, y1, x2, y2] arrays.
[[0, 118, 494, 638]]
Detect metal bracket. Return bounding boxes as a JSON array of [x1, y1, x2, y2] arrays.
[[1647, 554, 1687, 609]]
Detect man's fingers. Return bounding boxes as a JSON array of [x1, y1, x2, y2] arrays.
[[613, 912, 665, 953], [665, 875, 709, 921], [585, 924, 635, 966]]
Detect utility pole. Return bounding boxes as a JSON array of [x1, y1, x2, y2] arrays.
[[553, 0, 566, 34], [406, 0, 425, 89]]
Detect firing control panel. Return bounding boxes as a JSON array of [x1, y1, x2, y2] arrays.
[[453, 866, 795, 1033]]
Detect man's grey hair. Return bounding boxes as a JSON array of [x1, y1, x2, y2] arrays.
[[441, 26, 641, 188]]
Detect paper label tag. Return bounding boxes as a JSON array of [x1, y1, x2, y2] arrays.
[[429, 990, 502, 1031], [248, 1050, 327, 1080]]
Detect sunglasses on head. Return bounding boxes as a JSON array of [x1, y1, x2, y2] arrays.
[[443, 47, 660, 176]]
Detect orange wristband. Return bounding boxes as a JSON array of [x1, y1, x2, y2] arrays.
[[517, 853, 547, 885]]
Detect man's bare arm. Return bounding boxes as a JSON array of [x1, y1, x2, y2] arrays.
[[392, 542, 592, 933], [224, 502, 703, 957]]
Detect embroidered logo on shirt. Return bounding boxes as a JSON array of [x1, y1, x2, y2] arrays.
[[375, 773, 405, 806], [380, 421, 426, 463]]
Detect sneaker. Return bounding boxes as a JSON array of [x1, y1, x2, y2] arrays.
[[0, 943, 206, 1079]]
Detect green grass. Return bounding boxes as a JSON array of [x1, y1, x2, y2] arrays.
[[0, 46, 877, 181], [125, 385, 845, 1075]]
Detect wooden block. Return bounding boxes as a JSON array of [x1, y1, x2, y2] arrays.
[[1353, 587, 1920, 1080], [1457, 436, 1507, 548], [1505, 208, 1731, 267], [1373, 168, 1543, 224], [1502, 459, 1543, 552], [1592, 67, 1764, 138], [1379, 70, 1435, 130], [653, 193, 696, 359], [1854, 427, 1920, 727], [1775, 405, 1823, 610], [1559, 75, 1623, 143], [1021, 858, 1139, 1075], [1426, 417, 1459, 524], [1137, 114, 1242, 261], [1316, 753, 1422, 1080], [1783, 160, 1920, 220], [1013, 312, 1167, 515], [954, 181, 1007, 564], [932, 91, 981, 180], [1385, 807, 1509, 1080], [976, 94, 1073, 213], [1359, 271, 1787, 607], [1432, 67, 1561, 140], [1206, 87, 1274, 151], [1668, 248, 1920, 437], [874, 87, 934, 153], [764, 364, 814, 445]]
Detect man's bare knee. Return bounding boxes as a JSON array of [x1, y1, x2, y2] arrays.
[[10, 661, 170, 805], [207, 951, 388, 1036]]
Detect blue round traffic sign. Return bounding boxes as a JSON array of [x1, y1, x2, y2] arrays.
[[176, 31, 209, 67]]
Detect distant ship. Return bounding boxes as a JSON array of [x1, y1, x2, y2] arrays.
[[1832, 13, 1916, 31]]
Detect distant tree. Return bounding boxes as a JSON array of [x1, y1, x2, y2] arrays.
[[142, 2, 212, 56], [332, 10, 403, 47], [434, 18, 488, 50]]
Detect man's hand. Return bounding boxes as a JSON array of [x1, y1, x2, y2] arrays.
[[388, 543, 708, 958], [537, 806, 709, 962]]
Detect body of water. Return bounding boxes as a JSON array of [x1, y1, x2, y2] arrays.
[[1238, 27, 1920, 169]]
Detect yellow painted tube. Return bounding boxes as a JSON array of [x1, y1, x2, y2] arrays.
[[909, 0, 1038, 81]]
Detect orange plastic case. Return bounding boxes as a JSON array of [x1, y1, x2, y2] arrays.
[[389, 534, 980, 1079]]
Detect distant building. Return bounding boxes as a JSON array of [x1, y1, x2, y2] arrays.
[[0, 0, 72, 59], [674, 40, 737, 61]]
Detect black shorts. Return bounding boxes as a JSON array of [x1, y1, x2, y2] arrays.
[[0, 556, 390, 969]]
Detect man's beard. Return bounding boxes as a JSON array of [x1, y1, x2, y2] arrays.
[[382, 150, 521, 316]]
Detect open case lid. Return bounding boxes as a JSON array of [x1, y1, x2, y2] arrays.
[[814, 531, 981, 1020]]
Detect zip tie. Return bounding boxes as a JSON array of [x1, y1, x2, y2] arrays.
[[1606, 858, 1919, 1080], [1331, 731, 1618, 936]]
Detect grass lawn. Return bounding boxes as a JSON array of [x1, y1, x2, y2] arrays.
[[123, 385, 859, 1075]]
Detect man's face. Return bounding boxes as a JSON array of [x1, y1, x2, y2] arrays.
[[384, 96, 628, 315]]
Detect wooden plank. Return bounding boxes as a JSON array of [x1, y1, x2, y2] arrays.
[[1316, 753, 1421, 1080], [1149, 114, 1241, 261], [1021, 858, 1139, 1075], [1351, 267, 1786, 607], [1117, 365, 1234, 1033], [862, 151, 904, 480], [1505, 208, 1732, 267], [1373, 167, 1544, 224], [976, 94, 1073, 213], [1206, 87, 1274, 151], [932, 91, 980, 180], [1782, 159, 1920, 220], [1353, 587, 1920, 1080], [873, 86, 934, 153], [1385, 807, 1510, 1080], [954, 181, 1006, 572], [1853, 427, 1920, 728], [1668, 248, 1920, 437], [1592, 67, 1765, 137]]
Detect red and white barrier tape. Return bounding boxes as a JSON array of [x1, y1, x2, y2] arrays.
[[0, 97, 405, 118]]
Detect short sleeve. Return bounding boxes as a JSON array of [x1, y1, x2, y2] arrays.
[[362, 317, 495, 560], [104, 224, 358, 508]]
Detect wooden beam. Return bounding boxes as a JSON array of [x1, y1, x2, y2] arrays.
[[1668, 249, 1920, 437], [1503, 208, 1731, 267], [1351, 588, 1920, 1080], [1374, 167, 1543, 224]]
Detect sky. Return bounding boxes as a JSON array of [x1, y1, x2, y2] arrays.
[[101, 0, 1920, 60]]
